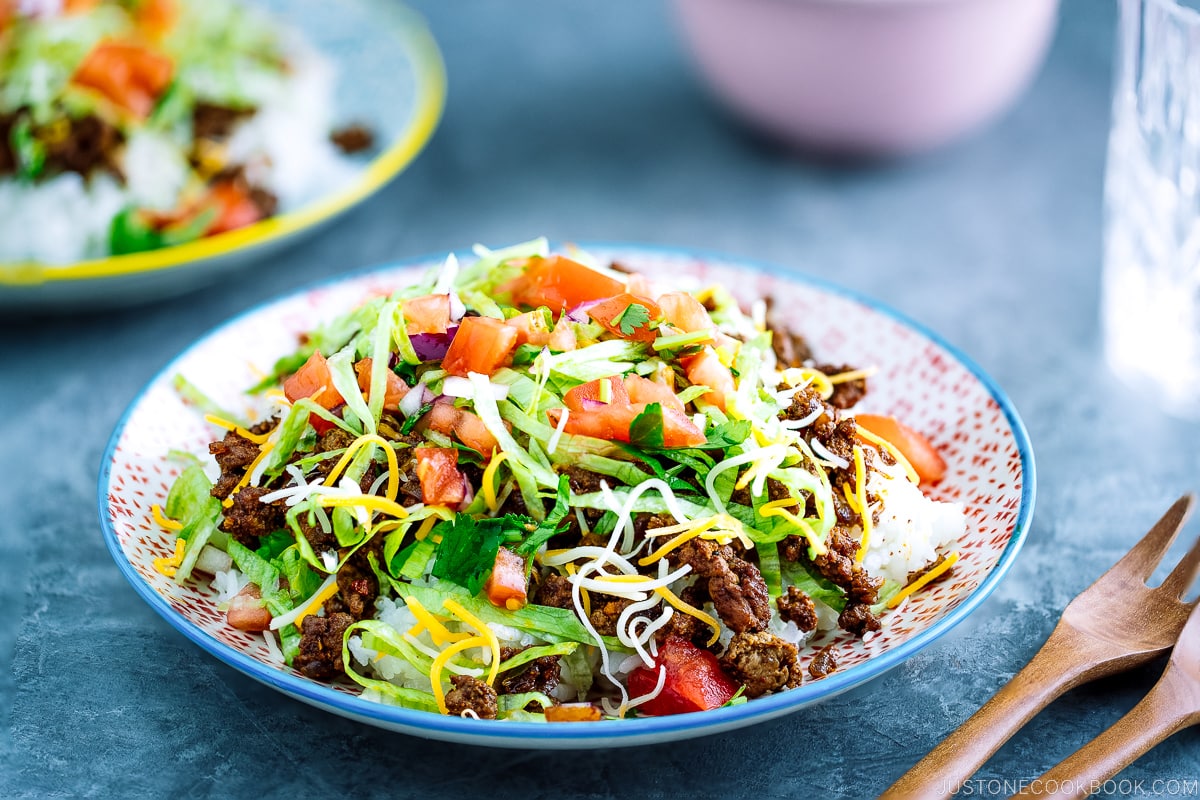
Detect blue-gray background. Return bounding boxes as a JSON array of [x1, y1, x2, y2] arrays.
[[4, 1, 1200, 797]]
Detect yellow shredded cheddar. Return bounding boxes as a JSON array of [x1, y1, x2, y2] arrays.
[[887, 551, 960, 608]]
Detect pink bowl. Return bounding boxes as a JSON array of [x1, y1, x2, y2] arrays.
[[672, 0, 1060, 155]]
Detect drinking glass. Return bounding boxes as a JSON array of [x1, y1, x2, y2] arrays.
[[1104, 0, 1200, 418]]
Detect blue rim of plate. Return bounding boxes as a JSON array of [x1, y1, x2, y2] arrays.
[[98, 242, 1036, 746]]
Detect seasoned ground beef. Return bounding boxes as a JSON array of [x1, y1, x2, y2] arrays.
[[332, 559, 378, 620], [769, 326, 813, 369], [776, 586, 818, 633], [533, 573, 574, 609], [816, 363, 867, 410], [719, 631, 802, 697], [0, 112, 15, 175], [330, 124, 374, 154], [192, 102, 254, 140], [669, 539, 771, 634], [500, 655, 561, 698], [42, 114, 124, 178], [809, 644, 838, 679], [589, 595, 635, 636], [656, 584, 711, 646], [294, 612, 354, 680], [811, 528, 884, 606], [445, 675, 498, 719], [838, 602, 882, 637], [220, 485, 285, 548], [209, 429, 263, 499]]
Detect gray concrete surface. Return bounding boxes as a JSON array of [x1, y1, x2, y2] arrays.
[[3, 1, 1199, 797]]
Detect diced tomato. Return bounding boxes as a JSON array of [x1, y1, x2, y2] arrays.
[[353, 358, 410, 412], [626, 636, 740, 715], [226, 584, 272, 632], [657, 291, 714, 334], [417, 402, 502, 458], [452, 409, 501, 458], [72, 40, 173, 119], [563, 376, 630, 413], [402, 294, 452, 334], [414, 447, 466, 507], [505, 309, 554, 346], [586, 293, 662, 343], [442, 316, 519, 377], [1, 1, 16, 31], [544, 704, 603, 722], [63, 0, 101, 13], [421, 401, 460, 436], [206, 180, 265, 235], [284, 351, 344, 435], [484, 547, 528, 610], [548, 320, 577, 352], [680, 347, 736, 411], [547, 402, 705, 448], [854, 413, 947, 484], [134, 0, 177, 38], [502, 255, 625, 313], [624, 374, 684, 412]]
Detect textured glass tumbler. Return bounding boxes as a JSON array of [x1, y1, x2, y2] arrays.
[[1103, 0, 1200, 418]]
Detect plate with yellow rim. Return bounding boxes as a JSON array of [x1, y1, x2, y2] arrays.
[[0, 0, 445, 312], [99, 243, 1035, 748]]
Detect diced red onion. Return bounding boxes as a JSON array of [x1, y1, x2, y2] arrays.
[[457, 471, 475, 511], [580, 398, 607, 411], [398, 384, 433, 417], [410, 325, 458, 362], [565, 300, 602, 323]]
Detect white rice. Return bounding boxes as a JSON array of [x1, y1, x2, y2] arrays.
[[860, 462, 965, 586], [0, 42, 360, 264]]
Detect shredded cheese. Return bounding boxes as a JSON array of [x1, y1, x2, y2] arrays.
[[853, 446, 872, 564], [404, 595, 471, 646], [431, 636, 488, 714], [482, 451, 512, 512], [222, 441, 275, 508], [152, 538, 186, 578], [546, 407, 569, 456], [565, 562, 590, 617], [282, 574, 341, 631], [151, 504, 182, 532], [636, 517, 720, 565], [887, 551, 960, 608], [204, 413, 270, 444], [322, 433, 400, 502], [826, 367, 877, 385], [318, 493, 410, 522], [759, 498, 828, 556], [442, 598, 501, 687], [855, 423, 920, 485], [654, 585, 721, 646]]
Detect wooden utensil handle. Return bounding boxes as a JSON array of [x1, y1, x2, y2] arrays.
[[881, 625, 1094, 800], [1012, 669, 1199, 798]]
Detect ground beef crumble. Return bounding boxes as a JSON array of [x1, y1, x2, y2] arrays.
[[719, 631, 803, 697], [445, 675, 498, 719]]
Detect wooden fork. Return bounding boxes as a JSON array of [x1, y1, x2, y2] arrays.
[[881, 494, 1200, 800], [1012, 596, 1200, 797]]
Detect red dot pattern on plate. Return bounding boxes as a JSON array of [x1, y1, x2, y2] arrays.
[[105, 250, 1027, 694]]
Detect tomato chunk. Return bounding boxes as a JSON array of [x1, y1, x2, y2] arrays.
[[547, 402, 705, 448], [402, 294, 452, 334], [680, 347, 736, 411], [353, 358, 410, 412], [484, 547, 528, 610], [441, 316, 519, 377], [284, 351, 344, 434], [624, 374, 684, 412], [854, 413, 947, 484], [587, 293, 662, 343], [563, 376, 630, 413], [505, 309, 554, 347], [627, 636, 740, 715], [503, 255, 625, 312], [414, 447, 466, 507], [72, 41, 173, 119], [134, 0, 177, 38], [452, 409, 501, 458], [206, 180, 265, 235], [657, 291, 714, 334]]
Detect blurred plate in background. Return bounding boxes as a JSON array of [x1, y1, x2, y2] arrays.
[[0, 0, 445, 313]]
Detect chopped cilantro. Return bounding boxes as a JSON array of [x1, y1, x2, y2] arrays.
[[399, 403, 434, 435], [514, 476, 572, 562], [610, 303, 651, 337], [629, 402, 665, 448], [430, 515, 508, 594]]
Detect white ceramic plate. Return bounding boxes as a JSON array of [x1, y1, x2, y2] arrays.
[[0, 0, 445, 312], [99, 244, 1035, 748]]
